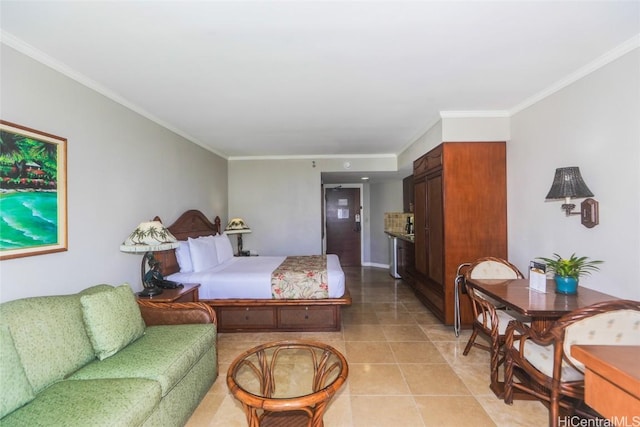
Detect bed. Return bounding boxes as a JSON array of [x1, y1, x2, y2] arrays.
[[153, 209, 352, 332]]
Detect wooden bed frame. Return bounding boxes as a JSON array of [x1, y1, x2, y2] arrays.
[[154, 210, 351, 333]]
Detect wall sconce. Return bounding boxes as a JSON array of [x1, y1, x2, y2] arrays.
[[545, 167, 599, 228]]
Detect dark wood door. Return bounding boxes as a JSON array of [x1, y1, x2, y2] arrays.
[[414, 179, 427, 275], [426, 173, 444, 286], [325, 188, 361, 266], [402, 175, 414, 213]]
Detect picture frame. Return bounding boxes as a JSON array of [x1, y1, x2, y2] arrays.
[[0, 120, 68, 260]]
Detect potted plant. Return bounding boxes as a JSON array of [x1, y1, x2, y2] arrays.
[[536, 253, 603, 294]]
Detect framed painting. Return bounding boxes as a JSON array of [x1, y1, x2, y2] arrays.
[[0, 120, 67, 260]]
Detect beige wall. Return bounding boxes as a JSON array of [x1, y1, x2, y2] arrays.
[[371, 181, 404, 265], [227, 156, 398, 261], [397, 120, 442, 172], [508, 49, 640, 300], [0, 45, 228, 302], [3, 40, 637, 302], [398, 48, 639, 300], [397, 49, 639, 300], [227, 159, 322, 256], [441, 116, 510, 142]]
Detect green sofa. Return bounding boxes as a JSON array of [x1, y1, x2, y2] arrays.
[[0, 284, 217, 427]]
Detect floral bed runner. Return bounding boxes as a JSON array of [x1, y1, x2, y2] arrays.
[[271, 255, 329, 299]]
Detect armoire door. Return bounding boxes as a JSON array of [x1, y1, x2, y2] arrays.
[[426, 173, 444, 286], [414, 179, 427, 275]]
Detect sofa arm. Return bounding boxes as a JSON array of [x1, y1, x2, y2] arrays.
[[137, 300, 217, 326]]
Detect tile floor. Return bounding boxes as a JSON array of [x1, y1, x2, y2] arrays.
[[186, 267, 548, 426]]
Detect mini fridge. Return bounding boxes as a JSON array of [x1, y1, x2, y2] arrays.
[[388, 234, 401, 278]]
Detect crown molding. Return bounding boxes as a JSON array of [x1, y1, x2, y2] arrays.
[[510, 33, 640, 115], [438, 35, 640, 120], [228, 153, 397, 161], [1, 30, 229, 160], [3, 28, 637, 160], [439, 110, 510, 118]]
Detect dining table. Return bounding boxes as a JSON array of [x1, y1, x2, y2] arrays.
[[463, 277, 620, 397], [465, 278, 619, 333]]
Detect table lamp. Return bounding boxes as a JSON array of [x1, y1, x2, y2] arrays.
[[120, 221, 179, 296], [224, 217, 251, 255]]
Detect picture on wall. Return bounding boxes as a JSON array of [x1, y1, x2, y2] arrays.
[[0, 120, 67, 260]]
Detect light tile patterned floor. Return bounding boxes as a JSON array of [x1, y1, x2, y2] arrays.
[[186, 267, 548, 426]]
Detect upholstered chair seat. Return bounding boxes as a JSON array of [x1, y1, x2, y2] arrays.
[[519, 339, 584, 382], [460, 257, 527, 396], [504, 300, 640, 427]]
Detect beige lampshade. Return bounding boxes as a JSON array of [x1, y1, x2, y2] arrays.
[[120, 221, 179, 253], [224, 218, 251, 235]]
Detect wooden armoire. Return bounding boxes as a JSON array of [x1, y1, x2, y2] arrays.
[[412, 142, 507, 326]]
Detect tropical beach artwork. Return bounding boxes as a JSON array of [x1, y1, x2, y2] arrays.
[[0, 121, 67, 260]]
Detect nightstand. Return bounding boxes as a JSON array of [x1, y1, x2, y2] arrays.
[[136, 283, 200, 303]]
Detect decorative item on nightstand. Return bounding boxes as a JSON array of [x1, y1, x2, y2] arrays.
[[120, 221, 180, 297], [545, 166, 599, 228], [225, 217, 251, 255]]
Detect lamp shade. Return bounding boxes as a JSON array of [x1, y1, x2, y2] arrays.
[[120, 221, 179, 253], [225, 218, 251, 235], [545, 167, 594, 200]]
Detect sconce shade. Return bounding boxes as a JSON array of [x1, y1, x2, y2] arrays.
[[545, 167, 594, 200], [120, 221, 179, 253], [224, 218, 251, 235]]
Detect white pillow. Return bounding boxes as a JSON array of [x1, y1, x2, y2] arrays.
[[188, 235, 219, 272], [214, 233, 235, 263], [175, 241, 193, 272]]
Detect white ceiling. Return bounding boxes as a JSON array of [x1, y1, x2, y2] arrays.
[[1, 1, 638, 159]]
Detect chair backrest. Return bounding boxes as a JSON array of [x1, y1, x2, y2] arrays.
[[563, 305, 640, 372], [462, 257, 524, 322], [467, 257, 523, 280], [465, 257, 523, 302]]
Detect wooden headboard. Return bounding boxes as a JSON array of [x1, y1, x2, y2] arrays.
[[153, 210, 221, 276]]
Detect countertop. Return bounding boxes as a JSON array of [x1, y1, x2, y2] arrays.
[[385, 231, 415, 243]]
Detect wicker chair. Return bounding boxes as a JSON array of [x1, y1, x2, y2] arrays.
[[504, 299, 640, 427], [461, 257, 526, 392]]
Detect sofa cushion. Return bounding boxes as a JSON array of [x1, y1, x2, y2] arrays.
[[0, 378, 161, 427], [79, 284, 116, 296], [0, 325, 35, 418], [0, 294, 96, 393], [80, 284, 146, 360], [70, 324, 215, 396]]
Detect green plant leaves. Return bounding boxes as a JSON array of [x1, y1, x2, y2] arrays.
[[536, 253, 603, 279]]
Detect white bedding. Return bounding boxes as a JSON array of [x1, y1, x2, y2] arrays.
[[166, 254, 345, 300]]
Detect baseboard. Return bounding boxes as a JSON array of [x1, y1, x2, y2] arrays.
[[362, 262, 389, 269]]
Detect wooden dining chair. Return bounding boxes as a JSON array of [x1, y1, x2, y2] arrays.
[[461, 257, 525, 392], [504, 299, 640, 427]]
